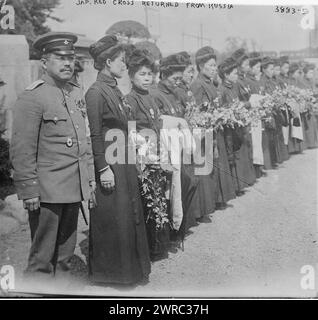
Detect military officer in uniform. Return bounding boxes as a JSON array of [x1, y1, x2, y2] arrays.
[[10, 32, 96, 277]]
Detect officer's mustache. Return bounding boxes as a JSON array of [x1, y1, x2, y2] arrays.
[[61, 68, 73, 72]]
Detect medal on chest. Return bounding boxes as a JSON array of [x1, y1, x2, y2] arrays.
[[66, 137, 73, 147], [121, 97, 132, 116], [75, 98, 87, 118], [149, 108, 155, 119]]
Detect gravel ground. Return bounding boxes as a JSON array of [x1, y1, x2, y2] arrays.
[[1, 149, 317, 298]]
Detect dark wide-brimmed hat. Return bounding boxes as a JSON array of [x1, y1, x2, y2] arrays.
[[195, 46, 216, 66], [279, 55, 289, 66], [33, 32, 78, 55], [160, 53, 188, 73], [89, 35, 122, 61], [273, 58, 281, 66], [231, 48, 249, 65], [303, 62, 316, 74], [249, 52, 262, 67], [127, 48, 156, 73], [289, 62, 300, 75], [261, 56, 275, 68], [0, 76, 6, 87], [218, 57, 237, 76], [177, 51, 192, 66]]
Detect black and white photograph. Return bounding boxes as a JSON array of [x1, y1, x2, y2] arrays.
[[0, 0, 317, 299]]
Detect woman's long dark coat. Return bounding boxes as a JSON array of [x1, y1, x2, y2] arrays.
[[150, 80, 200, 231], [85, 72, 150, 285], [219, 80, 256, 192], [190, 74, 236, 207]]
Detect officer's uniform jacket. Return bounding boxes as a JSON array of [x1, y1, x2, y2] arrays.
[[10, 73, 95, 203]]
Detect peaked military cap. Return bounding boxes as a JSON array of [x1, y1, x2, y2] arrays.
[[33, 32, 78, 55]]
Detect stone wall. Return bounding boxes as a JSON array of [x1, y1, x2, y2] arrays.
[[0, 35, 31, 141]]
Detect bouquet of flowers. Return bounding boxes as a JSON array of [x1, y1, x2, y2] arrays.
[[138, 162, 169, 231], [132, 134, 170, 232]]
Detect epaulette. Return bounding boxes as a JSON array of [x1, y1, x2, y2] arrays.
[[25, 79, 45, 91]]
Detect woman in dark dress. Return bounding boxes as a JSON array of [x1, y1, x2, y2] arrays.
[[245, 52, 269, 177], [259, 57, 281, 167], [231, 48, 257, 186], [174, 51, 202, 227], [149, 53, 200, 235], [288, 63, 305, 154], [85, 35, 150, 285], [191, 46, 236, 211], [125, 49, 171, 260], [272, 58, 290, 162], [218, 57, 252, 196], [300, 63, 318, 149]]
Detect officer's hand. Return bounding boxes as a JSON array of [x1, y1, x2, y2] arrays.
[[89, 181, 97, 209], [23, 197, 40, 211], [100, 167, 115, 192], [89, 181, 97, 193]]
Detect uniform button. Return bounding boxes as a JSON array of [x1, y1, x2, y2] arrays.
[[70, 110, 74, 114], [75, 125, 79, 129], [54, 116, 58, 121]]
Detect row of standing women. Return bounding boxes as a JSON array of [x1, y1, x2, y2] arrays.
[[84, 34, 318, 286]]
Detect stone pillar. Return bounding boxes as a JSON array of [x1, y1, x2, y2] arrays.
[[0, 35, 31, 141]]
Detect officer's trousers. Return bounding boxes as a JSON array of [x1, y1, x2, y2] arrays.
[[25, 202, 80, 275]]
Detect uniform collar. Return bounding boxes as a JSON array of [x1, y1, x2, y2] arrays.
[[42, 73, 73, 89], [97, 72, 117, 87]]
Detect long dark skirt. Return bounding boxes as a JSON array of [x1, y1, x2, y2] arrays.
[[215, 130, 236, 203], [262, 128, 273, 170], [288, 118, 304, 154], [301, 112, 318, 149], [193, 138, 217, 217], [277, 126, 289, 162], [89, 163, 151, 285], [180, 164, 200, 232], [235, 128, 256, 189]]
